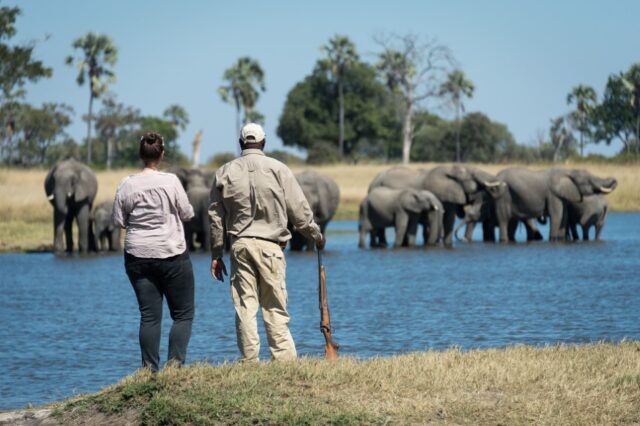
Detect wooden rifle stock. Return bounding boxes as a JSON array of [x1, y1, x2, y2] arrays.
[[318, 249, 338, 360]]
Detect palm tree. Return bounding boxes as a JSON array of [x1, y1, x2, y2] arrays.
[[319, 35, 358, 157], [566, 85, 597, 157], [439, 70, 474, 162], [65, 32, 118, 165], [218, 57, 266, 138]]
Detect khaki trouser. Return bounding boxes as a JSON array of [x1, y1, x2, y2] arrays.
[[230, 237, 296, 362]]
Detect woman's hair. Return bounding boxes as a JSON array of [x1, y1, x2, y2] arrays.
[[139, 132, 165, 164]]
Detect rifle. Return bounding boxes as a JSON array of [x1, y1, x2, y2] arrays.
[[318, 249, 339, 360]]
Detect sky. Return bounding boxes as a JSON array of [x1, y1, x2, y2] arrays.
[[8, 0, 640, 162]]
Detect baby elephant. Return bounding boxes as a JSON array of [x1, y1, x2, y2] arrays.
[[567, 194, 609, 241], [92, 201, 121, 251], [359, 187, 441, 248]]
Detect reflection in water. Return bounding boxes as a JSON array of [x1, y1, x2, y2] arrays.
[[1, 213, 639, 409]]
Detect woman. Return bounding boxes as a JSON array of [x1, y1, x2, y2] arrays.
[[113, 132, 195, 372]]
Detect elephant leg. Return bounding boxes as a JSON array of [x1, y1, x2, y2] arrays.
[[53, 210, 66, 253], [442, 208, 456, 247], [595, 224, 603, 241], [464, 221, 475, 242], [582, 225, 590, 241], [482, 220, 495, 242], [426, 211, 440, 245], [112, 229, 121, 251], [548, 198, 565, 242], [378, 228, 388, 247], [404, 218, 418, 247], [76, 204, 91, 253], [64, 213, 74, 253], [525, 220, 543, 241], [358, 223, 367, 249], [507, 219, 518, 242], [394, 213, 409, 248]]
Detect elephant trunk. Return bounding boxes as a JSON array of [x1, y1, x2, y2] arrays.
[[454, 220, 467, 242]]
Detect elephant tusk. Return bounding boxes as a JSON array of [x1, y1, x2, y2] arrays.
[[599, 186, 613, 194], [483, 180, 502, 188], [433, 205, 439, 211], [47, 194, 55, 201]]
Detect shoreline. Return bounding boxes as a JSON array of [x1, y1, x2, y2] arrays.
[[2, 342, 639, 425], [1, 209, 640, 254]]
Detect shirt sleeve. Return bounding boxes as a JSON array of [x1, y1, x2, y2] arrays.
[[112, 182, 127, 229], [208, 174, 226, 259], [174, 176, 195, 222], [282, 168, 323, 242]]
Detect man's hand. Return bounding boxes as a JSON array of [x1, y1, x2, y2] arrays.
[[316, 235, 326, 250], [211, 258, 228, 282]]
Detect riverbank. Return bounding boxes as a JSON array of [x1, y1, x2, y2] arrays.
[[3, 342, 639, 425], [1, 162, 638, 252]]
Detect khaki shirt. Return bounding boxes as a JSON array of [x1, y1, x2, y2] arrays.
[[208, 149, 322, 259]]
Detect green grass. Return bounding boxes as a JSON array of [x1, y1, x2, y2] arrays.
[[49, 342, 640, 425]]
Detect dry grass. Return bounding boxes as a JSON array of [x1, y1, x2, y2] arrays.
[[0, 163, 638, 251], [53, 342, 640, 425]]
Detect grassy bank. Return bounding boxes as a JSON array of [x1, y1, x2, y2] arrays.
[[31, 342, 639, 425], [1, 162, 638, 251]]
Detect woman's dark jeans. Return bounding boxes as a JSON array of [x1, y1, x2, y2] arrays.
[[125, 251, 195, 372]]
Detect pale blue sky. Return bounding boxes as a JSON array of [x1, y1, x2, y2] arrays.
[[9, 0, 640, 161]]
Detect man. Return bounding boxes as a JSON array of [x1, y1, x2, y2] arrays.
[[208, 123, 325, 362]]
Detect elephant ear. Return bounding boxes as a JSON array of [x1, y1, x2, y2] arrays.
[[44, 164, 57, 199], [550, 174, 582, 203], [436, 178, 467, 205], [400, 190, 423, 214], [74, 165, 98, 203]]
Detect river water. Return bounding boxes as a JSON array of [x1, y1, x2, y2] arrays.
[[1, 214, 639, 410]]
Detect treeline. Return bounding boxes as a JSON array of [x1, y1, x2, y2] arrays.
[[1, 3, 639, 168], [0, 4, 190, 168]]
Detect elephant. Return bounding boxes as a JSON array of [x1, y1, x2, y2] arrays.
[[289, 170, 340, 251], [495, 168, 617, 242], [368, 165, 505, 246], [182, 168, 211, 251], [567, 194, 609, 241], [359, 187, 442, 248], [92, 201, 121, 251], [454, 191, 544, 243], [44, 158, 98, 253]]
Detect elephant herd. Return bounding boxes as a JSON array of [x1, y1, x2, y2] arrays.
[[359, 165, 617, 248], [43, 159, 616, 254], [43, 159, 341, 254]]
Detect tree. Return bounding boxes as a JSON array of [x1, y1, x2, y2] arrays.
[[4, 103, 73, 165], [592, 73, 635, 153], [622, 63, 640, 153], [218, 57, 266, 136], [319, 35, 358, 157], [65, 32, 118, 165], [439, 70, 474, 162], [549, 115, 578, 162], [566, 84, 597, 156], [277, 61, 400, 163], [0, 4, 52, 162], [163, 104, 190, 132], [94, 96, 140, 169], [376, 33, 454, 164], [0, 4, 52, 102]]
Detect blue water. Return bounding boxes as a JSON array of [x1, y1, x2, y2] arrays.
[[1, 214, 639, 410]]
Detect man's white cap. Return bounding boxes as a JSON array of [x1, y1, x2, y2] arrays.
[[240, 123, 265, 143]]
